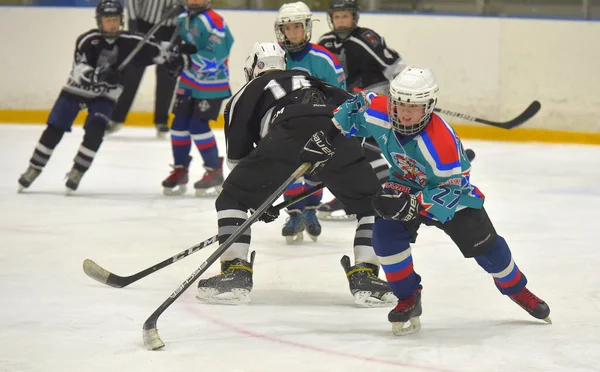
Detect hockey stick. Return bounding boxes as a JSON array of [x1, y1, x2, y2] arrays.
[[143, 163, 312, 350], [362, 141, 476, 162], [82, 181, 325, 289], [117, 3, 185, 72], [433, 101, 541, 130]]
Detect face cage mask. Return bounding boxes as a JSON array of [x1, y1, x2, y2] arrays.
[[275, 20, 311, 53], [327, 9, 358, 39], [387, 96, 436, 136]]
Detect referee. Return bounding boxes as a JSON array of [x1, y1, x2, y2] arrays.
[[107, 0, 181, 137]]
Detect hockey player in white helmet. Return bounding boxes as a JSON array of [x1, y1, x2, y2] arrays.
[[299, 66, 551, 335], [196, 42, 396, 308], [274, 2, 347, 244]]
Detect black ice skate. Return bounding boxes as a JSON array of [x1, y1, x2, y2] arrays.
[[317, 198, 356, 221], [155, 123, 169, 139], [341, 255, 396, 307], [388, 287, 423, 336], [65, 168, 85, 194], [18, 165, 42, 192], [196, 251, 255, 304], [302, 207, 321, 242], [282, 209, 306, 244], [509, 287, 552, 324], [194, 157, 223, 197], [162, 156, 191, 196]]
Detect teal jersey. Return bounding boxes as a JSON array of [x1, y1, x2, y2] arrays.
[[176, 9, 234, 99], [286, 43, 346, 90], [332, 92, 485, 223]]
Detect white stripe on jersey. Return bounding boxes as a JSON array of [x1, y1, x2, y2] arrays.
[[308, 50, 344, 75]]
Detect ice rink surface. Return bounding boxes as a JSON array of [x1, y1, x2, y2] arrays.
[[1, 124, 599, 372]]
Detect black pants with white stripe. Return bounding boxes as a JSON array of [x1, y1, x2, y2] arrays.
[[216, 114, 382, 264], [111, 21, 178, 125]]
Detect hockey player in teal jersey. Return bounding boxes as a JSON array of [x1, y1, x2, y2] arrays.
[[161, 0, 234, 197], [299, 66, 551, 335], [274, 1, 346, 244]]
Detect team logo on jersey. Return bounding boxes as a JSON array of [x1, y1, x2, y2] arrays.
[[361, 30, 380, 46], [198, 100, 211, 112], [391, 152, 427, 186], [379, 134, 388, 144]]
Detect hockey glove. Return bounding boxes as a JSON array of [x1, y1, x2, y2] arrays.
[[258, 207, 279, 223], [372, 186, 420, 222], [127, 19, 139, 33], [93, 66, 122, 86], [299, 130, 336, 175]]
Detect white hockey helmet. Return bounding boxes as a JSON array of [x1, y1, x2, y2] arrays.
[[387, 66, 439, 135], [244, 42, 287, 82], [274, 2, 313, 52]]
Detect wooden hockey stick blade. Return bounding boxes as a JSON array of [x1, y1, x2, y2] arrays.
[[434, 100, 541, 130], [142, 163, 312, 350]]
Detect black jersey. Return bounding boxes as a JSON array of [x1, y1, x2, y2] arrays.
[[224, 70, 351, 166], [63, 29, 164, 102], [317, 27, 406, 92]]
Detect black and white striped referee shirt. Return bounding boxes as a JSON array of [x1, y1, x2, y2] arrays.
[[125, 0, 180, 27]]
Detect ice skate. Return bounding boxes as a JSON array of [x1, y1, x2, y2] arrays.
[[105, 120, 123, 135], [282, 209, 305, 244], [341, 255, 396, 307], [509, 287, 551, 324], [317, 198, 356, 221], [155, 123, 169, 139], [18, 165, 42, 192], [162, 156, 191, 196], [194, 157, 224, 197], [196, 252, 255, 305], [65, 168, 85, 195], [388, 287, 423, 336], [302, 207, 321, 242]]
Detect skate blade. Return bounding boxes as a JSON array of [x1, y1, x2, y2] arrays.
[[195, 186, 222, 197], [316, 211, 356, 221], [65, 187, 75, 196], [285, 232, 304, 245], [156, 131, 168, 139], [543, 316, 552, 324], [196, 288, 251, 305], [105, 123, 123, 135], [17, 184, 26, 193], [308, 233, 319, 242], [354, 291, 397, 308], [163, 185, 187, 196], [392, 316, 421, 336]]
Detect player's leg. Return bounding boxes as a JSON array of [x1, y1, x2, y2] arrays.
[[65, 98, 113, 193], [439, 206, 551, 323], [18, 92, 81, 191], [197, 125, 303, 303], [162, 95, 193, 195], [318, 137, 389, 220], [189, 98, 224, 196], [319, 137, 396, 307], [154, 53, 177, 137]]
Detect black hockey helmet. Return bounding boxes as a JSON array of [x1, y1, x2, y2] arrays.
[[186, 0, 211, 15], [327, 0, 360, 39], [96, 0, 124, 40]]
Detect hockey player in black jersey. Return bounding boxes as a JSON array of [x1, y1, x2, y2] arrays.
[[17, 0, 185, 194], [195, 42, 395, 307], [316, 0, 406, 219]]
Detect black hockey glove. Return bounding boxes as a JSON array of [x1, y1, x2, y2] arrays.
[[93, 66, 122, 85], [258, 207, 279, 223], [372, 185, 421, 222], [176, 43, 198, 55], [299, 130, 336, 175], [128, 19, 139, 33]]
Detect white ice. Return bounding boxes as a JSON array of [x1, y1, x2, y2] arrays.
[[1, 124, 599, 372]]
